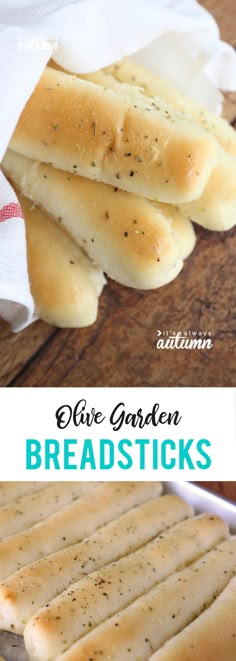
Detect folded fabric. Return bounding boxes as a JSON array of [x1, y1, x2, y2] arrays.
[[0, 0, 236, 330]]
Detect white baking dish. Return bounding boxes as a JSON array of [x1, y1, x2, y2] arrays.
[[164, 482, 236, 533]]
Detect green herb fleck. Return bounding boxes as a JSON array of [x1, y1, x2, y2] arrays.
[[92, 121, 96, 137]]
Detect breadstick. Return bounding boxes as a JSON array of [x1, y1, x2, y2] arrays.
[[179, 149, 236, 230], [18, 193, 105, 327], [0, 483, 51, 507], [105, 58, 236, 157], [154, 203, 196, 258], [3, 151, 184, 290], [79, 63, 235, 231], [0, 482, 162, 581], [10, 66, 218, 204], [57, 536, 236, 661], [0, 494, 190, 633], [0, 482, 97, 539], [150, 575, 236, 661], [24, 514, 228, 660], [49, 64, 197, 256], [51, 61, 141, 99]]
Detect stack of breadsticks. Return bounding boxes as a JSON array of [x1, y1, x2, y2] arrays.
[[2, 58, 236, 328]]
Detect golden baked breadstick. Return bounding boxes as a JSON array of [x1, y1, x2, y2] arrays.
[[18, 192, 105, 327], [179, 149, 236, 230], [51, 60, 141, 98], [3, 151, 185, 289], [105, 57, 236, 157], [56, 536, 236, 661], [18, 66, 196, 258], [0, 482, 162, 581], [0, 482, 96, 539], [24, 514, 227, 661], [150, 575, 236, 661], [0, 483, 51, 507], [154, 203, 196, 257], [9, 66, 218, 204], [0, 495, 191, 633], [79, 62, 236, 231], [31, 62, 196, 250]]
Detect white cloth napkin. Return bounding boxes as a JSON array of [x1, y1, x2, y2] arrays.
[[1, 0, 236, 331]]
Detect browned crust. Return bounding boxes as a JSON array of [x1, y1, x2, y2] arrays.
[[10, 67, 218, 203]]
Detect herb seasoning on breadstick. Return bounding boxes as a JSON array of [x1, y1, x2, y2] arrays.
[[10, 66, 218, 204]]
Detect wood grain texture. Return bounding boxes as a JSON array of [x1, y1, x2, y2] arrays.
[[9, 223, 236, 387], [195, 482, 236, 503], [0, 319, 56, 385], [0, 0, 235, 387]]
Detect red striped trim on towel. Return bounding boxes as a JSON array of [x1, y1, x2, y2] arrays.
[[0, 202, 23, 222]]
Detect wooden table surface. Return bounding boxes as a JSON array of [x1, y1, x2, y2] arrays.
[[195, 482, 236, 502], [0, 0, 235, 387]]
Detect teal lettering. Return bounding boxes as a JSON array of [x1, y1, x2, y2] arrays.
[[100, 439, 114, 469], [26, 439, 41, 469], [162, 439, 175, 469], [80, 439, 96, 470], [196, 439, 211, 469], [45, 439, 60, 469], [153, 439, 158, 469], [179, 438, 194, 469], [118, 439, 132, 469], [135, 439, 149, 469], [64, 439, 77, 469]]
